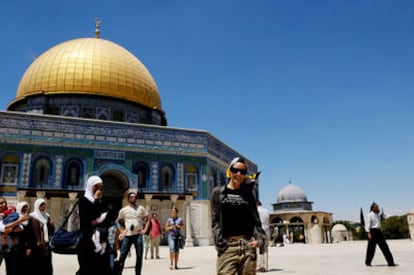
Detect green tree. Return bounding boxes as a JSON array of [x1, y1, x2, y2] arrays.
[[357, 207, 367, 240], [382, 215, 409, 239]]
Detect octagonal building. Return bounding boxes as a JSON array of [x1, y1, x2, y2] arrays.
[[0, 26, 258, 246]]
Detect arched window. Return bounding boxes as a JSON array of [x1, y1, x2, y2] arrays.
[[96, 107, 110, 120], [271, 217, 282, 225], [160, 165, 174, 191], [185, 165, 198, 192], [290, 216, 304, 224], [133, 162, 149, 189], [32, 157, 52, 187], [113, 110, 124, 121], [0, 154, 19, 186], [61, 105, 79, 117], [81, 107, 93, 118], [64, 158, 82, 188], [125, 113, 138, 123]]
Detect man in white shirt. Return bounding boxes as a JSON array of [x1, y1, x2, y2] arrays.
[[257, 201, 270, 272], [117, 192, 150, 275], [365, 202, 396, 267]]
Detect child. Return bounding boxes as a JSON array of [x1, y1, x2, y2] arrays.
[[2, 205, 19, 226], [91, 211, 108, 255], [108, 221, 121, 272], [92, 227, 107, 255], [1, 205, 22, 246]]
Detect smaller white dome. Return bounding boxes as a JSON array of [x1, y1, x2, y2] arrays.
[[276, 184, 307, 203], [331, 224, 349, 243], [331, 224, 347, 232]]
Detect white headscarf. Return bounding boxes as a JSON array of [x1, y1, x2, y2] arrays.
[[16, 201, 29, 226], [84, 175, 103, 203], [30, 198, 50, 242], [84, 175, 108, 224]]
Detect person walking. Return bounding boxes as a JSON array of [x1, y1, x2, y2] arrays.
[[211, 157, 266, 275], [365, 202, 396, 267], [77, 175, 110, 275], [257, 201, 270, 272], [165, 207, 184, 270], [29, 198, 55, 275], [143, 229, 150, 260], [116, 191, 150, 275], [149, 213, 162, 259]]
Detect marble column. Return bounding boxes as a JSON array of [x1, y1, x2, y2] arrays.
[[36, 191, 46, 199], [144, 194, 153, 214], [170, 194, 179, 207], [16, 190, 27, 202], [184, 195, 193, 246]]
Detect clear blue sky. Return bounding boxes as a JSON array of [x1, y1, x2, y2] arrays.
[[1, 0, 414, 222]]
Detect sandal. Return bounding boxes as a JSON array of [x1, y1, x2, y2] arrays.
[[169, 264, 173, 270]]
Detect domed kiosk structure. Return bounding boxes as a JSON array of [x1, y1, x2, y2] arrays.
[[270, 183, 332, 244], [0, 23, 259, 247]]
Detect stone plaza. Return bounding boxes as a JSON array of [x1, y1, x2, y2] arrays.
[[2, 239, 412, 274]]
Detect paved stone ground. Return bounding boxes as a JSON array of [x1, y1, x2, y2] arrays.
[[1, 239, 413, 274]]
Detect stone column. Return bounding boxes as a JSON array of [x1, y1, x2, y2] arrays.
[[304, 223, 309, 243], [36, 191, 46, 199], [144, 194, 153, 214], [170, 195, 179, 207], [17, 190, 27, 201], [184, 195, 193, 246], [67, 192, 78, 231]]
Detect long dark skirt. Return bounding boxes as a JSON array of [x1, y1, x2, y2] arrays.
[[77, 238, 111, 275]]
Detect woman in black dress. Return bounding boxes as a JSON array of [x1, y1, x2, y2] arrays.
[[77, 175, 110, 275]]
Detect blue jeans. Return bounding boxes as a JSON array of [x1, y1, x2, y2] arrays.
[[119, 234, 143, 275], [168, 234, 179, 253]]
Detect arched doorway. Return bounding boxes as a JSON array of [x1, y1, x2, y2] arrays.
[[289, 216, 305, 243], [270, 217, 285, 245], [100, 170, 129, 211]]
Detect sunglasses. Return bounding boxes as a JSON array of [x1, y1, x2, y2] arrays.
[[230, 167, 247, 175]]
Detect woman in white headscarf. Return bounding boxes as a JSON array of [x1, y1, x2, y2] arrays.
[[30, 198, 55, 275], [10, 201, 36, 275], [77, 175, 110, 275]]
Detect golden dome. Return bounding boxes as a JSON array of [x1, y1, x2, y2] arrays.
[[12, 37, 162, 112]]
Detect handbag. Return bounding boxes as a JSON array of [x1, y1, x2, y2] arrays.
[[177, 233, 185, 249], [49, 200, 81, 254]]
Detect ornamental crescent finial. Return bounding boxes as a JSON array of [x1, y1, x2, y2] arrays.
[[94, 18, 102, 38]]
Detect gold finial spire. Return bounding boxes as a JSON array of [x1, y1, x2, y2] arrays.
[[94, 18, 102, 38]]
